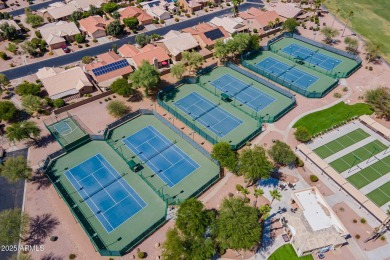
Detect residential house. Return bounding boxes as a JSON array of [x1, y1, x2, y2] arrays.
[[66, 0, 105, 11], [118, 44, 170, 70], [36, 67, 93, 100], [142, 0, 178, 14], [0, 20, 22, 41], [209, 17, 248, 34], [183, 23, 230, 48], [84, 51, 134, 89], [156, 30, 199, 61], [281, 187, 348, 256], [42, 2, 79, 22], [268, 3, 303, 19], [0, 1, 6, 10], [239, 8, 285, 36], [79, 15, 110, 39], [178, 0, 203, 13], [38, 21, 81, 50], [118, 7, 153, 26], [147, 6, 171, 21]]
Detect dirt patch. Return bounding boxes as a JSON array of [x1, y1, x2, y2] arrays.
[[333, 202, 388, 251], [296, 166, 334, 196]]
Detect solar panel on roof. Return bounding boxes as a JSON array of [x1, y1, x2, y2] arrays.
[[204, 29, 224, 41], [92, 60, 130, 76]]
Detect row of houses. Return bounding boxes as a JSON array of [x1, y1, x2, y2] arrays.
[[33, 5, 304, 101]]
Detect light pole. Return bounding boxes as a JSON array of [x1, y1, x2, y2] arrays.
[[367, 146, 378, 164]]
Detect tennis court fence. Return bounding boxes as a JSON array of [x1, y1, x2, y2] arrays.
[[267, 32, 362, 78], [158, 81, 263, 150], [241, 57, 339, 98]]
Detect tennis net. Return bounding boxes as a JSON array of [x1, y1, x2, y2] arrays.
[[141, 140, 177, 164], [194, 104, 219, 120]]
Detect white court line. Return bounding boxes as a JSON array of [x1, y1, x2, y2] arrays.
[[65, 162, 115, 232]]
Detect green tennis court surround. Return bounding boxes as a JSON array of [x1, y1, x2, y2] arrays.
[[43, 110, 220, 256]]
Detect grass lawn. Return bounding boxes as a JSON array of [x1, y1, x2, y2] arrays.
[[324, 0, 390, 62], [293, 102, 373, 135], [268, 244, 313, 260]]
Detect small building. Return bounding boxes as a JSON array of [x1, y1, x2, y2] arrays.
[[209, 16, 248, 34], [119, 44, 170, 70], [38, 21, 81, 50], [156, 30, 199, 61], [0, 20, 22, 41], [183, 23, 230, 48], [43, 3, 79, 22], [79, 15, 110, 39], [147, 6, 171, 21], [281, 187, 349, 257], [36, 67, 93, 100], [84, 51, 134, 89], [118, 6, 153, 26]]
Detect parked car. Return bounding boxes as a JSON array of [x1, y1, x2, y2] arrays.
[[61, 44, 70, 53]]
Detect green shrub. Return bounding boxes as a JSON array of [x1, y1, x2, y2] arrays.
[[69, 254, 76, 259], [53, 99, 65, 108], [310, 175, 318, 182], [0, 52, 8, 60], [342, 87, 348, 92], [160, 19, 165, 24], [253, 28, 258, 33], [35, 30, 42, 38], [137, 251, 146, 259], [243, 197, 250, 203], [235, 184, 243, 191], [333, 92, 342, 98], [380, 235, 386, 241], [294, 126, 311, 142], [296, 158, 304, 167], [175, 17, 179, 22], [93, 39, 98, 43], [360, 218, 366, 224]]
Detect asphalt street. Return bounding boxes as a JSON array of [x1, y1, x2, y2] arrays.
[[8, 0, 64, 17], [2, 2, 263, 80]]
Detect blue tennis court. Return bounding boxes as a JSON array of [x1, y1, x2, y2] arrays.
[[257, 57, 319, 90], [281, 43, 342, 71], [174, 92, 243, 137], [210, 74, 276, 112], [123, 126, 199, 187], [65, 154, 146, 233]]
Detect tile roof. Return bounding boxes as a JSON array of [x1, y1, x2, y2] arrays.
[[118, 44, 140, 58], [209, 17, 248, 34], [46, 3, 79, 20], [268, 3, 302, 18], [38, 21, 80, 45], [85, 51, 134, 83], [67, 0, 104, 11], [79, 15, 109, 34], [131, 44, 170, 67], [36, 67, 92, 99], [183, 23, 230, 46], [119, 6, 153, 24], [158, 30, 199, 56]]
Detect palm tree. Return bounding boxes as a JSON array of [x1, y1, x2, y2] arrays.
[[6, 120, 41, 146], [231, 0, 243, 17], [0, 156, 33, 182], [269, 189, 282, 206], [253, 187, 264, 207], [342, 10, 354, 37], [267, 21, 274, 31], [331, 8, 341, 29], [259, 204, 271, 221], [274, 17, 280, 28]]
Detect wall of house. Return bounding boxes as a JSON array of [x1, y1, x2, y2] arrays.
[[50, 42, 65, 50], [91, 30, 107, 39]]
